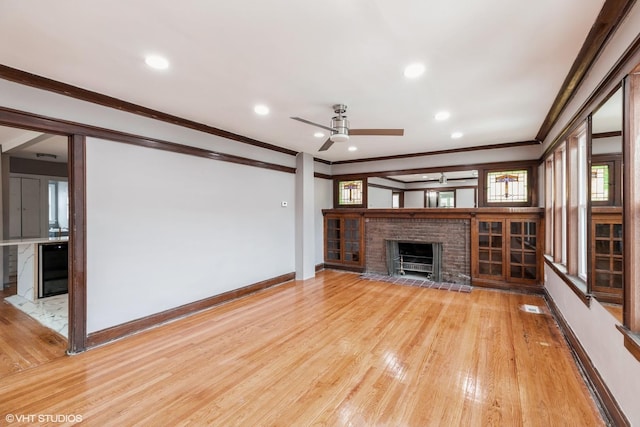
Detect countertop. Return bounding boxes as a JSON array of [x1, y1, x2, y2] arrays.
[[0, 237, 69, 247]]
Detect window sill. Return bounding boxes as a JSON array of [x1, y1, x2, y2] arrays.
[[544, 255, 591, 306], [616, 325, 640, 362]]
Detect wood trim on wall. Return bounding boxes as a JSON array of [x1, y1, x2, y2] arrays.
[[67, 134, 87, 353], [0, 65, 298, 157], [86, 272, 295, 348], [545, 289, 629, 427], [592, 130, 622, 138], [623, 72, 640, 331], [314, 172, 332, 180], [328, 140, 540, 165], [0, 106, 295, 175], [541, 27, 640, 161], [535, 0, 637, 143]]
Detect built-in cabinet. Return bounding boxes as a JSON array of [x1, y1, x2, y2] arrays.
[[471, 213, 543, 291], [10, 176, 41, 238], [324, 213, 365, 270], [591, 208, 623, 303]]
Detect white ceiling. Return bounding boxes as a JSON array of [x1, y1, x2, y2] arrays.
[[0, 0, 605, 162]]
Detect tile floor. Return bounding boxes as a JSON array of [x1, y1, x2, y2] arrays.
[[5, 294, 68, 338]]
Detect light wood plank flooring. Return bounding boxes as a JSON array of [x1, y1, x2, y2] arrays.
[[0, 271, 604, 426], [0, 283, 67, 379]]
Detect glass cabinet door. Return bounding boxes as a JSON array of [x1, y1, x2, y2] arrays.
[[509, 220, 538, 281], [592, 221, 623, 296], [326, 218, 341, 261], [478, 220, 503, 278], [343, 218, 361, 262]]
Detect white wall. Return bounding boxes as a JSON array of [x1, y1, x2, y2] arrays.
[[546, 267, 640, 424], [368, 186, 392, 208], [404, 190, 424, 208], [86, 138, 295, 333], [456, 188, 475, 208]]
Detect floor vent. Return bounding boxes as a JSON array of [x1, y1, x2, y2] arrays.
[[522, 304, 543, 314]]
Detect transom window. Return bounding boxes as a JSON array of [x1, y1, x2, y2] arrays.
[[591, 164, 610, 202], [337, 179, 364, 206], [486, 170, 528, 203]]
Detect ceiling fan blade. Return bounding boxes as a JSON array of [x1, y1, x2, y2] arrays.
[[318, 138, 334, 152], [349, 129, 405, 136], [290, 117, 335, 132]]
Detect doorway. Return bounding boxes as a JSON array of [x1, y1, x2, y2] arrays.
[[0, 125, 72, 374]]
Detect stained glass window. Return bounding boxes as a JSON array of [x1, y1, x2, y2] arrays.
[[591, 164, 609, 202], [338, 180, 363, 205], [486, 170, 528, 203]]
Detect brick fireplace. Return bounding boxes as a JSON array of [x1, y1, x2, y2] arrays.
[[365, 217, 471, 285]]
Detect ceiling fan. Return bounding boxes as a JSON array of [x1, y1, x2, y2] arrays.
[[291, 104, 404, 151]]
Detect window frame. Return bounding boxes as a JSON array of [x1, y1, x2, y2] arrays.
[[333, 178, 367, 208]]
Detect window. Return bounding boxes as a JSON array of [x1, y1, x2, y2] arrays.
[[438, 191, 455, 208], [334, 179, 366, 208], [591, 164, 610, 202], [486, 170, 528, 203], [392, 192, 403, 208], [545, 158, 554, 257], [48, 179, 69, 236], [578, 134, 587, 279]]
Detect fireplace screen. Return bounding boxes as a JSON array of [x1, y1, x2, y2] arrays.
[[386, 241, 442, 281]]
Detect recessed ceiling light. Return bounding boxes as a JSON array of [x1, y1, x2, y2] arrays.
[[314, 132, 325, 138], [348, 146, 358, 152], [435, 111, 450, 121], [404, 63, 425, 79], [451, 131, 464, 139], [422, 175, 428, 179], [145, 55, 169, 70], [254, 104, 270, 115]]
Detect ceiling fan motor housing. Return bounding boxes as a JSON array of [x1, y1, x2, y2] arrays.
[[330, 116, 350, 142]]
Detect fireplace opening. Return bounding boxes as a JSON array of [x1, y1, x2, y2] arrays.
[[386, 240, 442, 281]]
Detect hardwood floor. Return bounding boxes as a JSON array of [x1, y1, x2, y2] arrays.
[[0, 286, 67, 379], [0, 271, 604, 426]]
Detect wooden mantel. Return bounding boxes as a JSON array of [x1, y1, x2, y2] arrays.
[[322, 207, 545, 219]]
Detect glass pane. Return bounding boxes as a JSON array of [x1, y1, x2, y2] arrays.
[[479, 222, 490, 233], [613, 259, 623, 272], [338, 180, 364, 205], [595, 257, 609, 270], [491, 222, 502, 234], [491, 250, 503, 262], [511, 222, 522, 235], [490, 264, 502, 275], [486, 170, 528, 203], [595, 224, 610, 238], [479, 250, 490, 261], [327, 252, 340, 260], [526, 222, 536, 236], [524, 253, 536, 265], [613, 224, 622, 238], [510, 265, 522, 278], [525, 237, 536, 248], [613, 241, 622, 255], [613, 274, 623, 289], [479, 263, 490, 275], [479, 235, 490, 247], [491, 236, 502, 248], [591, 165, 609, 202], [524, 266, 536, 280], [510, 237, 521, 250], [595, 240, 610, 254], [595, 272, 610, 287]]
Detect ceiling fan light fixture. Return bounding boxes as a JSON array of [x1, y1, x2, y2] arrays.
[[330, 133, 349, 143]]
